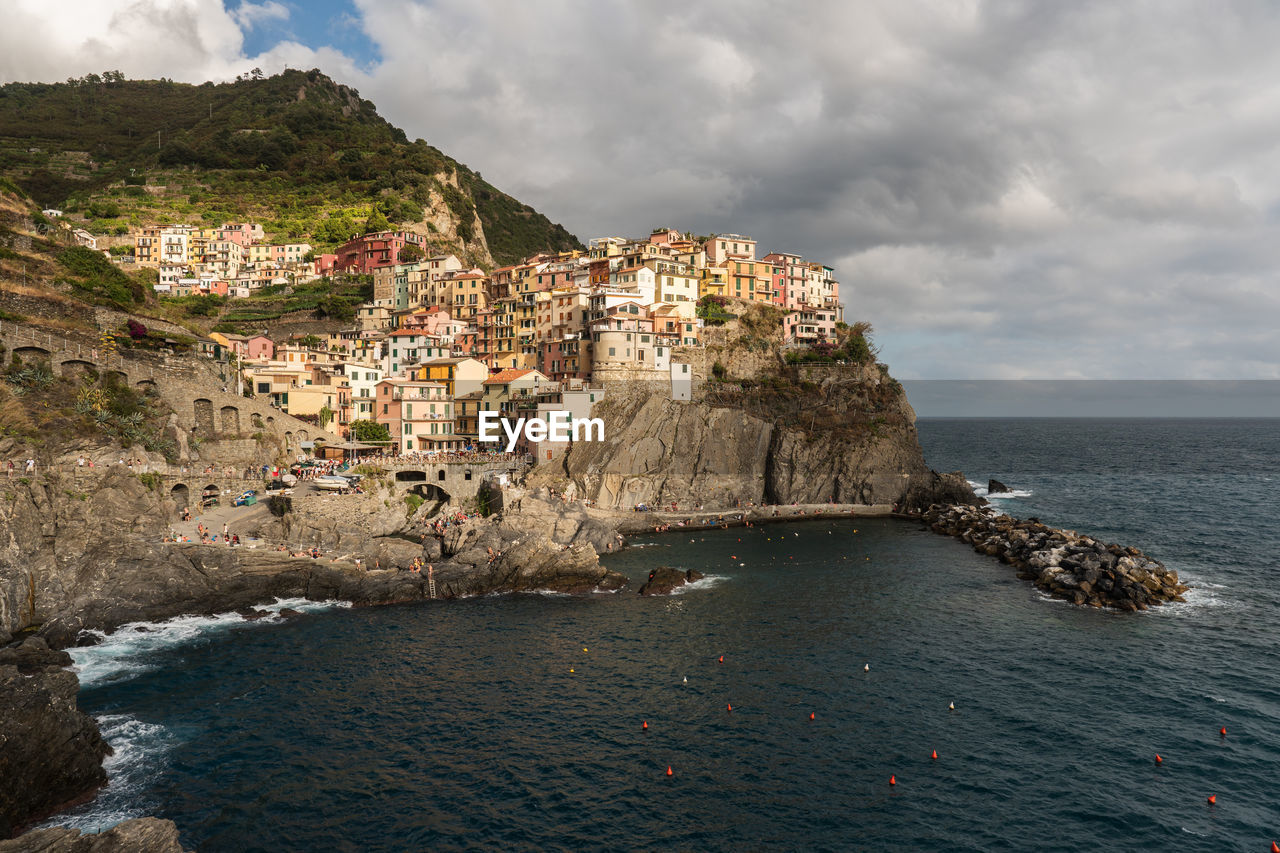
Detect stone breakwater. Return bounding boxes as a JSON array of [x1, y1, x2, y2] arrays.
[[914, 504, 1189, 610]]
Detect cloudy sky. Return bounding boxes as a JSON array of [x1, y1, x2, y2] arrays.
[[3, 0, 1279, 381]]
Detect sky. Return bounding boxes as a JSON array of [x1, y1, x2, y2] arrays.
[[3, 1, 1280, 383]]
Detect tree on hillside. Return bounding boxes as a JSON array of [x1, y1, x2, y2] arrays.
[[362, 207, 391, 234], [398, 244, 424, 263], [350, 419, 391, 444]]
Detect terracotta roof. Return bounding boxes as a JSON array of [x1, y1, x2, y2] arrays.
[[483, 368, 535, 385]]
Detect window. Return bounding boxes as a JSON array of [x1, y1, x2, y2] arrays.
[[383, 404, 388, 414], [608, 347, 616, 356]]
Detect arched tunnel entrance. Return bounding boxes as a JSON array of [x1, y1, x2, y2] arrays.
[[406, 482, 451, 518], [171, 483, 190, 509]]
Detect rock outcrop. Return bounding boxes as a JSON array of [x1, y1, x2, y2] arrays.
[[915, 504, 1189, 610], [0, 470, 629, 647], [637, 566, 705, 596], [535, 365, 932, 509], [0, 659, 109, 838], [987, 479, 1011, 495], [898, 471, 984, 514], [0, 818, 188, 852]]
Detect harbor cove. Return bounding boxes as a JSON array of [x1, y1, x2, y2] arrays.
[[4, 10, 1280, 851]]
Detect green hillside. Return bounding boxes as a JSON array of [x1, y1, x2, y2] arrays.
[[0, 69, 582, 265]]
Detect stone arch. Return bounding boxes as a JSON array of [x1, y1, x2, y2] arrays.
[[170, 483, 190, 507], [297, 428, 309, 441], [59, 358, 97, 379], [136, 378, 156, 390], [193, 399, 215, 434], [110, 370, 128, 384], [284, 430, 292, 449], [11, 345, 51, 364], [394, 470, 427, 483], [251, 412, 264, 429], [266, 416, 275, 425], [220, 405, 240, 435], [407, 482, 451, 514]]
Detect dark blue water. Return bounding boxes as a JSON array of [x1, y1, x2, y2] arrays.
[[53, 419, 1280, 851]]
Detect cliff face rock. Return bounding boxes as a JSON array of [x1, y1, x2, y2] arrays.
[[0, 662, 109, 838], [0, 817, 188, 852], [538, 368, 936, 509], [436, 504, 627, 595], [0, 470, 174, 640], [0, 469, 628, 646]]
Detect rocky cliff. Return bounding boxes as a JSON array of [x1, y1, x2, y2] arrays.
[[0, 643, 109, 838], [0, 469, 625, 647], [536, 363, 939, 510]]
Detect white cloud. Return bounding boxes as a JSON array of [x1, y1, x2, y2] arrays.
[[232, 1, 289, 30], [5, 0, 1280, 378]]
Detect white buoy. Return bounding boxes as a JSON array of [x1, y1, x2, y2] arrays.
[[682, 676, 687, 684], [948, 701, 955, 711], [864, 663, 870, 672]]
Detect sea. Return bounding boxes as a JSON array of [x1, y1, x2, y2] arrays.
[[46, 418, 1280, 851]]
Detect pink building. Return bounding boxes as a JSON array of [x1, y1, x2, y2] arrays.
[[400, 306, 462, 338], [334, 231, 426, 275], [246, 335, 274, 360], [217, 223, 265, 247]]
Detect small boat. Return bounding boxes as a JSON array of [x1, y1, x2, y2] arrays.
[[312, 475, 352, 491]]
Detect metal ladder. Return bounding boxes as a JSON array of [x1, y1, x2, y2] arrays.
[[428, 573, 437, 600]]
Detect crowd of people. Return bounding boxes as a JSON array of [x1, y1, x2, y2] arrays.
[[347, 448, 520, 467]]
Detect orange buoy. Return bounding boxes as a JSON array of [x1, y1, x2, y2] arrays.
[[889, 775, 896, 786], [730, 555, 737, 559], [1207, 795, 1216, 805], [642, 721, 648, 730], [1220, 727, 1227, 736], [809, 712, 815, 721], [1270, 842, 1278, 853], [931, 750, 938, 760], [727, 702, 733, 712], [719, 655, 724, 663], [1155, 754, 1162, 764], [666, 766, 673, 777]]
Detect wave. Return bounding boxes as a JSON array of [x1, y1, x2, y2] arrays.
[[70, 598, 351, 688], [671, 574, 729, 595], [41, 714, 176, 833], [968, 480, 1033, 499]]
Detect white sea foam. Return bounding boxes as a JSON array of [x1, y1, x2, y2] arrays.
[[671, 574, 729, 595], [969, 479, 1033, 499], [41, 714, 177, 833], [70, 598, 350, 688]]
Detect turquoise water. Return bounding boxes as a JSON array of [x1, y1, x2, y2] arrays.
[[51, 419, 1280, 851]]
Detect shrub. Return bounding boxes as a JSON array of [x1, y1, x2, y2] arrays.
[[267, 495, 292, 517]]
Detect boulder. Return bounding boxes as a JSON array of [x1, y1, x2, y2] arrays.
[[0, 667, 109, 839], [0, 817, 188, 852], [987, 478, 1012, 495], [637, 566, 706, 596]]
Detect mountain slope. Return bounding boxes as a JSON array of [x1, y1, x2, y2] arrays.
[[0, 69, 582, 266]]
